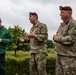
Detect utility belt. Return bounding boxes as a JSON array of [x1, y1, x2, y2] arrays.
[[60, 42, 74, 46], [31, 52, 48, 56], [58, 54, 76, 57]]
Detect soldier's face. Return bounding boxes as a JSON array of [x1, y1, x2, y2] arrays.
[[60, 10, 70, 20], [29, 15, 36, 24]]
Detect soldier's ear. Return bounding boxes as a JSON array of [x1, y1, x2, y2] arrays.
[[0, 18, 2, 22]]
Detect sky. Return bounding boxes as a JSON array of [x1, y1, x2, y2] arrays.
[[0, 0, 76, 40]]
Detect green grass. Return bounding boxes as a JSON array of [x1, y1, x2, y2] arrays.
[[47, 48, 56, 56], [6, 48, 56, 57], [6, 50, 30, 57]]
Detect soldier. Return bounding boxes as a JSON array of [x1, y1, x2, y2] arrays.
[[53, 6, 76, 75], [20, 12, 48, 75]]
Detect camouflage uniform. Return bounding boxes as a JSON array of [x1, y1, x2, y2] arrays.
[[55, 18, 76, 75], [29, 21, 48, 75]]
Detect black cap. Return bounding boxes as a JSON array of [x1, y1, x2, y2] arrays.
[[59, 6, 72, 11]]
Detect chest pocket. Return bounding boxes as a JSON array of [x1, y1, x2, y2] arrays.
[[62, 25, 69, 36], [31, 26, 41, 35]]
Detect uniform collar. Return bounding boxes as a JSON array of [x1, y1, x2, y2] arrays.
[[61, 18, 73, 25], [33, 21, 40, 27]]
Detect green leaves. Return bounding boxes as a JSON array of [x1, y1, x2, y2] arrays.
[[7, 25, 30, 52]]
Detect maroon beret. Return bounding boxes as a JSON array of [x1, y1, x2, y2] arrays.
[[29, 12, 38, 17], [59, 6, 72, 11]]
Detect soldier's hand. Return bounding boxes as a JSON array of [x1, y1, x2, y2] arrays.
[[53, 34, 59, 42], [0, 38, 2, 42], [20, 36, 25, 42], [26, 33, 35, 38]]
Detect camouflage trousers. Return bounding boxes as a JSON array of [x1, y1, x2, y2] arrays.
[[30, 53, 47, 75], [56, 54, 76, 75]]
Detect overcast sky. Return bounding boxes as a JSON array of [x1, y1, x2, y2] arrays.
[[0, 0, 76, 40]]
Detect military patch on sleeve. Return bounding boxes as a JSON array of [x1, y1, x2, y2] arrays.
[[44, 28, 47, 32], [74, 28, 76, 32], [41, 27, 47, 32]]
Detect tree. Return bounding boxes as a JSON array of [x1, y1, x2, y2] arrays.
[[7, 25, 30, 56], [46, 39, 55, 48]]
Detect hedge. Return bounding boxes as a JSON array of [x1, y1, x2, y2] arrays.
[[5, 55, 56, 75]]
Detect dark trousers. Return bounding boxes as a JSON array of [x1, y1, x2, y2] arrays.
[[0, 54, 5, 75]]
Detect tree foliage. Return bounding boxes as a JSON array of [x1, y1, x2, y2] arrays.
[[46, 39, 55, 48], [7, 25, 30, 52]]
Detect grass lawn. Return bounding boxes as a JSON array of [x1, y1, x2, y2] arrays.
[[6, 50, 30, 57], [6, 48, 56, 57]]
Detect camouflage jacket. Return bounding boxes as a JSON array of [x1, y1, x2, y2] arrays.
[[55, 18, 76, 56], [30, 21, 48, 53]]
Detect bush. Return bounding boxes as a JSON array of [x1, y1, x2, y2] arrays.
[[5, 55, 56, 75], [46, 56, 56, 75]]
